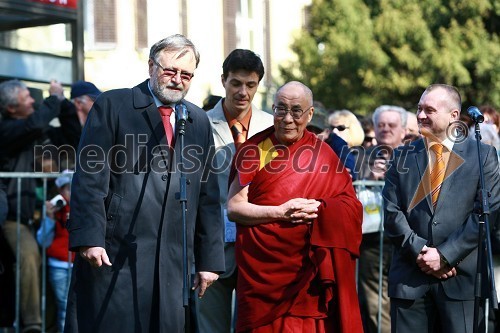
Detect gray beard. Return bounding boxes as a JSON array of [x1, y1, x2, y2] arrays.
[[151, 80, 187, 105]]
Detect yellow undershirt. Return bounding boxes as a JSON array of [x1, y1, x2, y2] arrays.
[[258, 137, 280, 170]]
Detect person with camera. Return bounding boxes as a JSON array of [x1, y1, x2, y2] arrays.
[[36, 170, 73, 333], [357, 105, 408, 333]]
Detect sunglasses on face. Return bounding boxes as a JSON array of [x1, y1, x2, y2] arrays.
[[364, 136, 375, 142], [330, 125, 349, 131]]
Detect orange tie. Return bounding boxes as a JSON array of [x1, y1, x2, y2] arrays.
[[430, 144, 445, 209], [231, 121, 246, 149], [158, 106, 174, 147]]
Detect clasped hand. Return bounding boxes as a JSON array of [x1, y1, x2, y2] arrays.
[[280, 198, 321, 224], [416, 245, 456, 280]]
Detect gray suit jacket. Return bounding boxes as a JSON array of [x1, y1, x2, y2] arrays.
[[206, 99, 273, 277], [383, 137, 500, 300]]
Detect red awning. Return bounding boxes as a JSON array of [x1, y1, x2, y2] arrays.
[[29, 0, 77, 9]]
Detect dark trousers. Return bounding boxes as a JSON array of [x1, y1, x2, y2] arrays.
[[194, 268, 237, 333], [358, 232, 392, 333], [390, 283, 483, 333], [2, 221, 42, 327], [0, 226, 15, 326]]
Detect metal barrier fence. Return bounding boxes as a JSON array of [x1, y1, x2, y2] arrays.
[[0, 172, 73, 333], [354, 179, 386, 333], [0, 173, 387, 333]]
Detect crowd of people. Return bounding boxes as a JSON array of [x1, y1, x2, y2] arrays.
[[0, 33, 499, 333], [0, 78, 101, 333]]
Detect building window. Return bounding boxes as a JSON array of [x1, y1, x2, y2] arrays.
[[136, 0, 147, 49], [86, 0, 117, 47], [223, 0, 238, 55]]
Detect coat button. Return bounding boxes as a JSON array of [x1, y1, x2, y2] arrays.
[[161, 174, 168, 181]]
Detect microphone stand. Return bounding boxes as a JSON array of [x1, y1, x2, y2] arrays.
[[175, 105, 191, 333], [472, 120, 497, 333]]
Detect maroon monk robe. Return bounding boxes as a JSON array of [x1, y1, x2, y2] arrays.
[[230, 127, 363, 332]]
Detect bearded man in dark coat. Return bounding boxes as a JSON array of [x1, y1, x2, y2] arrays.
[[64, 34, 224, 333]]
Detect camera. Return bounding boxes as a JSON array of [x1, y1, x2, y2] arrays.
[[368, 147, 389, 166], [50, 194, 67, 208]]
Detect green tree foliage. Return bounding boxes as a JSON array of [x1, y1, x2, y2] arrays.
[[279, 0, 500, 115]]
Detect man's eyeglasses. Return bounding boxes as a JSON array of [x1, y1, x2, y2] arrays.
[[330, 125, 349, 131], [151, 58, 194, 82], [273, 105, 312, 119]]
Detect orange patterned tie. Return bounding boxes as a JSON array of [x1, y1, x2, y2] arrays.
[[231, 121, 246, 149], [430, 144, 445, 209], [158, 106, 174, 147]]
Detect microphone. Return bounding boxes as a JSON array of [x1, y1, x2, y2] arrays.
[[176, 103, 188, 122], [175, 103, 188, 135], [467, 106, 484, 123]]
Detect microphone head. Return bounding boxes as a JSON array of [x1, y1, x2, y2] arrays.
[[467, 106, 484, 123], [175, 103, 188, 121]]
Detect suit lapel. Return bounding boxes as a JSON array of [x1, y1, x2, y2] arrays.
[[132, 80, 172, 172], [433, 140, 466, 212], [208, 101, 272, 149], [408, 140, 433, 212], [248, 104, 273, 137], [132, 80, 165, 144], [208, 100, 233, 148], [146, 105, 167, 146]]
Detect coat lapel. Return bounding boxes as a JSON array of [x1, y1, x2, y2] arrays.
[[132, 80, 171, 170], [247, 104, 273, 137], [132, 80, 165, 143], [208, 100, 233, 148], [408, 139, 433, 212], [433, 140, 466, 212], [208, 100, 273, 149]]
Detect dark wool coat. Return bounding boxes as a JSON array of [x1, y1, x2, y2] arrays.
[[65, 80, 224, 333]]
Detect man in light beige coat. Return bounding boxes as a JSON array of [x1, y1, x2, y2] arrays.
[[195, 49, 273, 333]]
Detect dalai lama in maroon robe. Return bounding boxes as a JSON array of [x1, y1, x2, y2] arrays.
[[227, 81, 363, 333]]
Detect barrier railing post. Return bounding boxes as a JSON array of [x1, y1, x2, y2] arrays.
[[354, 180, 386, 333], [15, 178, 21, 333], [41, 177, 47, 333], [377, 186, 384, 333]]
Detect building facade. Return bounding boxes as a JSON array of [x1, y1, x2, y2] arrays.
[[0, 0, 312, 111]]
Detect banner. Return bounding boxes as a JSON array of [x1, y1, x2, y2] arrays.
[[30, 0, 78, 9]]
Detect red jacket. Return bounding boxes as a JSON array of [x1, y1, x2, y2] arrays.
[[47, 203, 74, 262]]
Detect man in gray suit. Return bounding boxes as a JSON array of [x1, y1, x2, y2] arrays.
[[383, 84, 500, 332], [195, 49, 273, 332]]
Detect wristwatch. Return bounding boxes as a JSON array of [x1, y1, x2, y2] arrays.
[[438, 250, 449, 267]]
